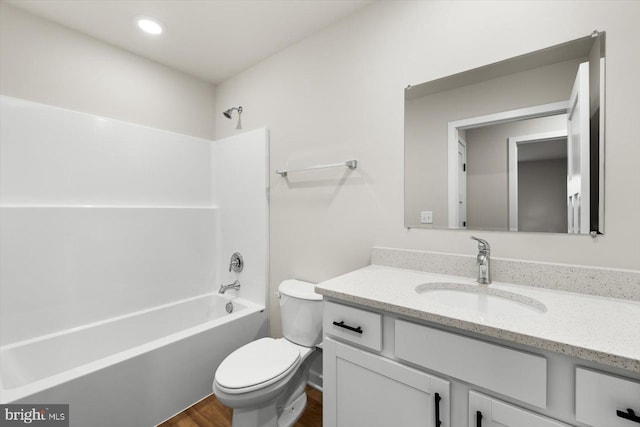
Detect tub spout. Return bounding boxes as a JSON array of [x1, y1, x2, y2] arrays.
[[219, 280, 241, 294]]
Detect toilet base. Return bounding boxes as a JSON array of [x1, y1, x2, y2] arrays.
[[230, 390, 307, 427], [278, 391, 307, 427], [231, 403, 277, 427]]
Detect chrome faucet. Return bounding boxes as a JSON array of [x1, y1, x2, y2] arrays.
[[470, 236, 491, 284], [219, 280, 241, 294], [229, 252, 244, 273]]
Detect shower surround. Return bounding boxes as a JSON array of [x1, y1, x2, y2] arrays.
[[0, 96, 269, 426]]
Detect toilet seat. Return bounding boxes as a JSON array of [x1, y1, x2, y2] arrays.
[[215, 338, 301, 394]]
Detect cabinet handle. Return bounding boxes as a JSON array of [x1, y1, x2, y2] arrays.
[[617, 408, 640, 423], [434, 393, 441, 427], [332, 320, 363, 334], [476, 410, 483, 427]]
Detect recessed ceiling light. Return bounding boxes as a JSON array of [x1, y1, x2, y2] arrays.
[[137, 17, 163, 35]]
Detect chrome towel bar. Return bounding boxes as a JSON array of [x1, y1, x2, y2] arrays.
[[276, 160, 357, 177]]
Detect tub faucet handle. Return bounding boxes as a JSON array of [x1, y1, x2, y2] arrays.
[[229, 252, 244, 273]]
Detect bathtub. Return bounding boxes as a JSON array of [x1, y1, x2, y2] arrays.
[[0, 292, 267, 426]]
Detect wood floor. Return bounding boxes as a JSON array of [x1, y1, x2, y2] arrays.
[[159, 386, 322, 427]]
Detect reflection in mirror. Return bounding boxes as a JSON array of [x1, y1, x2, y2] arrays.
[[507, 123, 567, 233], [404, 32, 605, 235]]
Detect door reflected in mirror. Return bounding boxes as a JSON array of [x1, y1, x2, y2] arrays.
[[405, 32, 605, 235], [508, 123, 567, 233]]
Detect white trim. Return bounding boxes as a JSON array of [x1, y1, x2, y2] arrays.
[[458, 135, 467, 228], [566, 62, 590, 234], [507, 130, 568, 231], [447, 101, 570, 228], [447, 124, 459, 227], [598, 56, 606, 234]]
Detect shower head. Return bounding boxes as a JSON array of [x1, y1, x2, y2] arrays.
[[223, 106, 242, 118], [222, 106, 243, 129]]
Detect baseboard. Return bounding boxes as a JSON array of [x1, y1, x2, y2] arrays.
[[307, 373, 323, 392]]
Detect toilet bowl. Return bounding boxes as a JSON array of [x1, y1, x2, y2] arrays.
[[212, 280, 322, 427]]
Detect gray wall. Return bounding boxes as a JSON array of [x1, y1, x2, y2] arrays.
[[212, 1, 640, 337], [405, 60, 579, 228], [519, 159, 568, 233], [465, 115, 567, 230]]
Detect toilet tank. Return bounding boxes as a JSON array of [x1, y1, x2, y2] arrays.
[[278, 280, 323, 347]]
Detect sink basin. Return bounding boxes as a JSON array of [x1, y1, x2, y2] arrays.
[[415, 282, 546, 315]]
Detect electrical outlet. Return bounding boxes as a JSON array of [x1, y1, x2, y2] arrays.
[[420, 211, 433, 224]]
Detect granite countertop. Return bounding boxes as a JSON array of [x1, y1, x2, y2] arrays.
[[315, 265, 640, 374]]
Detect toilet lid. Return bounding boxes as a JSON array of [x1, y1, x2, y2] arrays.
[[215, 338, 300, 393], [279, 279, 322, 301]]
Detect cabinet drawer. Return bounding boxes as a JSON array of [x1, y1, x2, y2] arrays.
[[469, 391, 570, 427], [576, 367, 640, 427], [395, 319, 547, 408], [323, 301, 382, 352]]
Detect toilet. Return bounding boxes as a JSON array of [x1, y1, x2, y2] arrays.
[[213, 279, 323, 427]]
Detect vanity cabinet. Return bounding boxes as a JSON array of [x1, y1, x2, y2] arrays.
[[468, 391, 571, 427], [395, 319, 547, 409], [323, 337, 450, 427], [323, 301, 450, 427], [322, 300, 640, 427]]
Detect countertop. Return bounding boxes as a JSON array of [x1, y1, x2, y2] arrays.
[[315, 265, 640, 374]]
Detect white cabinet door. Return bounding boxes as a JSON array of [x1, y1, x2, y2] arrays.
[[323, 337, 450, 427], [468, 391, 571, 427]]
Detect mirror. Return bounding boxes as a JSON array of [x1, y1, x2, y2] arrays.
[[405, 32, 605, 235]]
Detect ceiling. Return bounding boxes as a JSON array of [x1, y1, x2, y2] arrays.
[[5, 0, 372, 84]]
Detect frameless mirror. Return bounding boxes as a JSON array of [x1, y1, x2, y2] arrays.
[[405, 32, 605, 235]]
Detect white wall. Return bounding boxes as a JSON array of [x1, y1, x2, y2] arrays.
[[0, 96, 216, 345], [0, 5, 274, 344], [212, 129, 270, 308], [0, 3, 215, 139], [0, 97, 270, 345], [0, 96, 213, 206], [213, 1, 640, 337], [0, 4, 226, 344]]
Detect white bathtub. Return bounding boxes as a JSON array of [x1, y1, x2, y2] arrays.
[[0, 293, 267, 426]]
